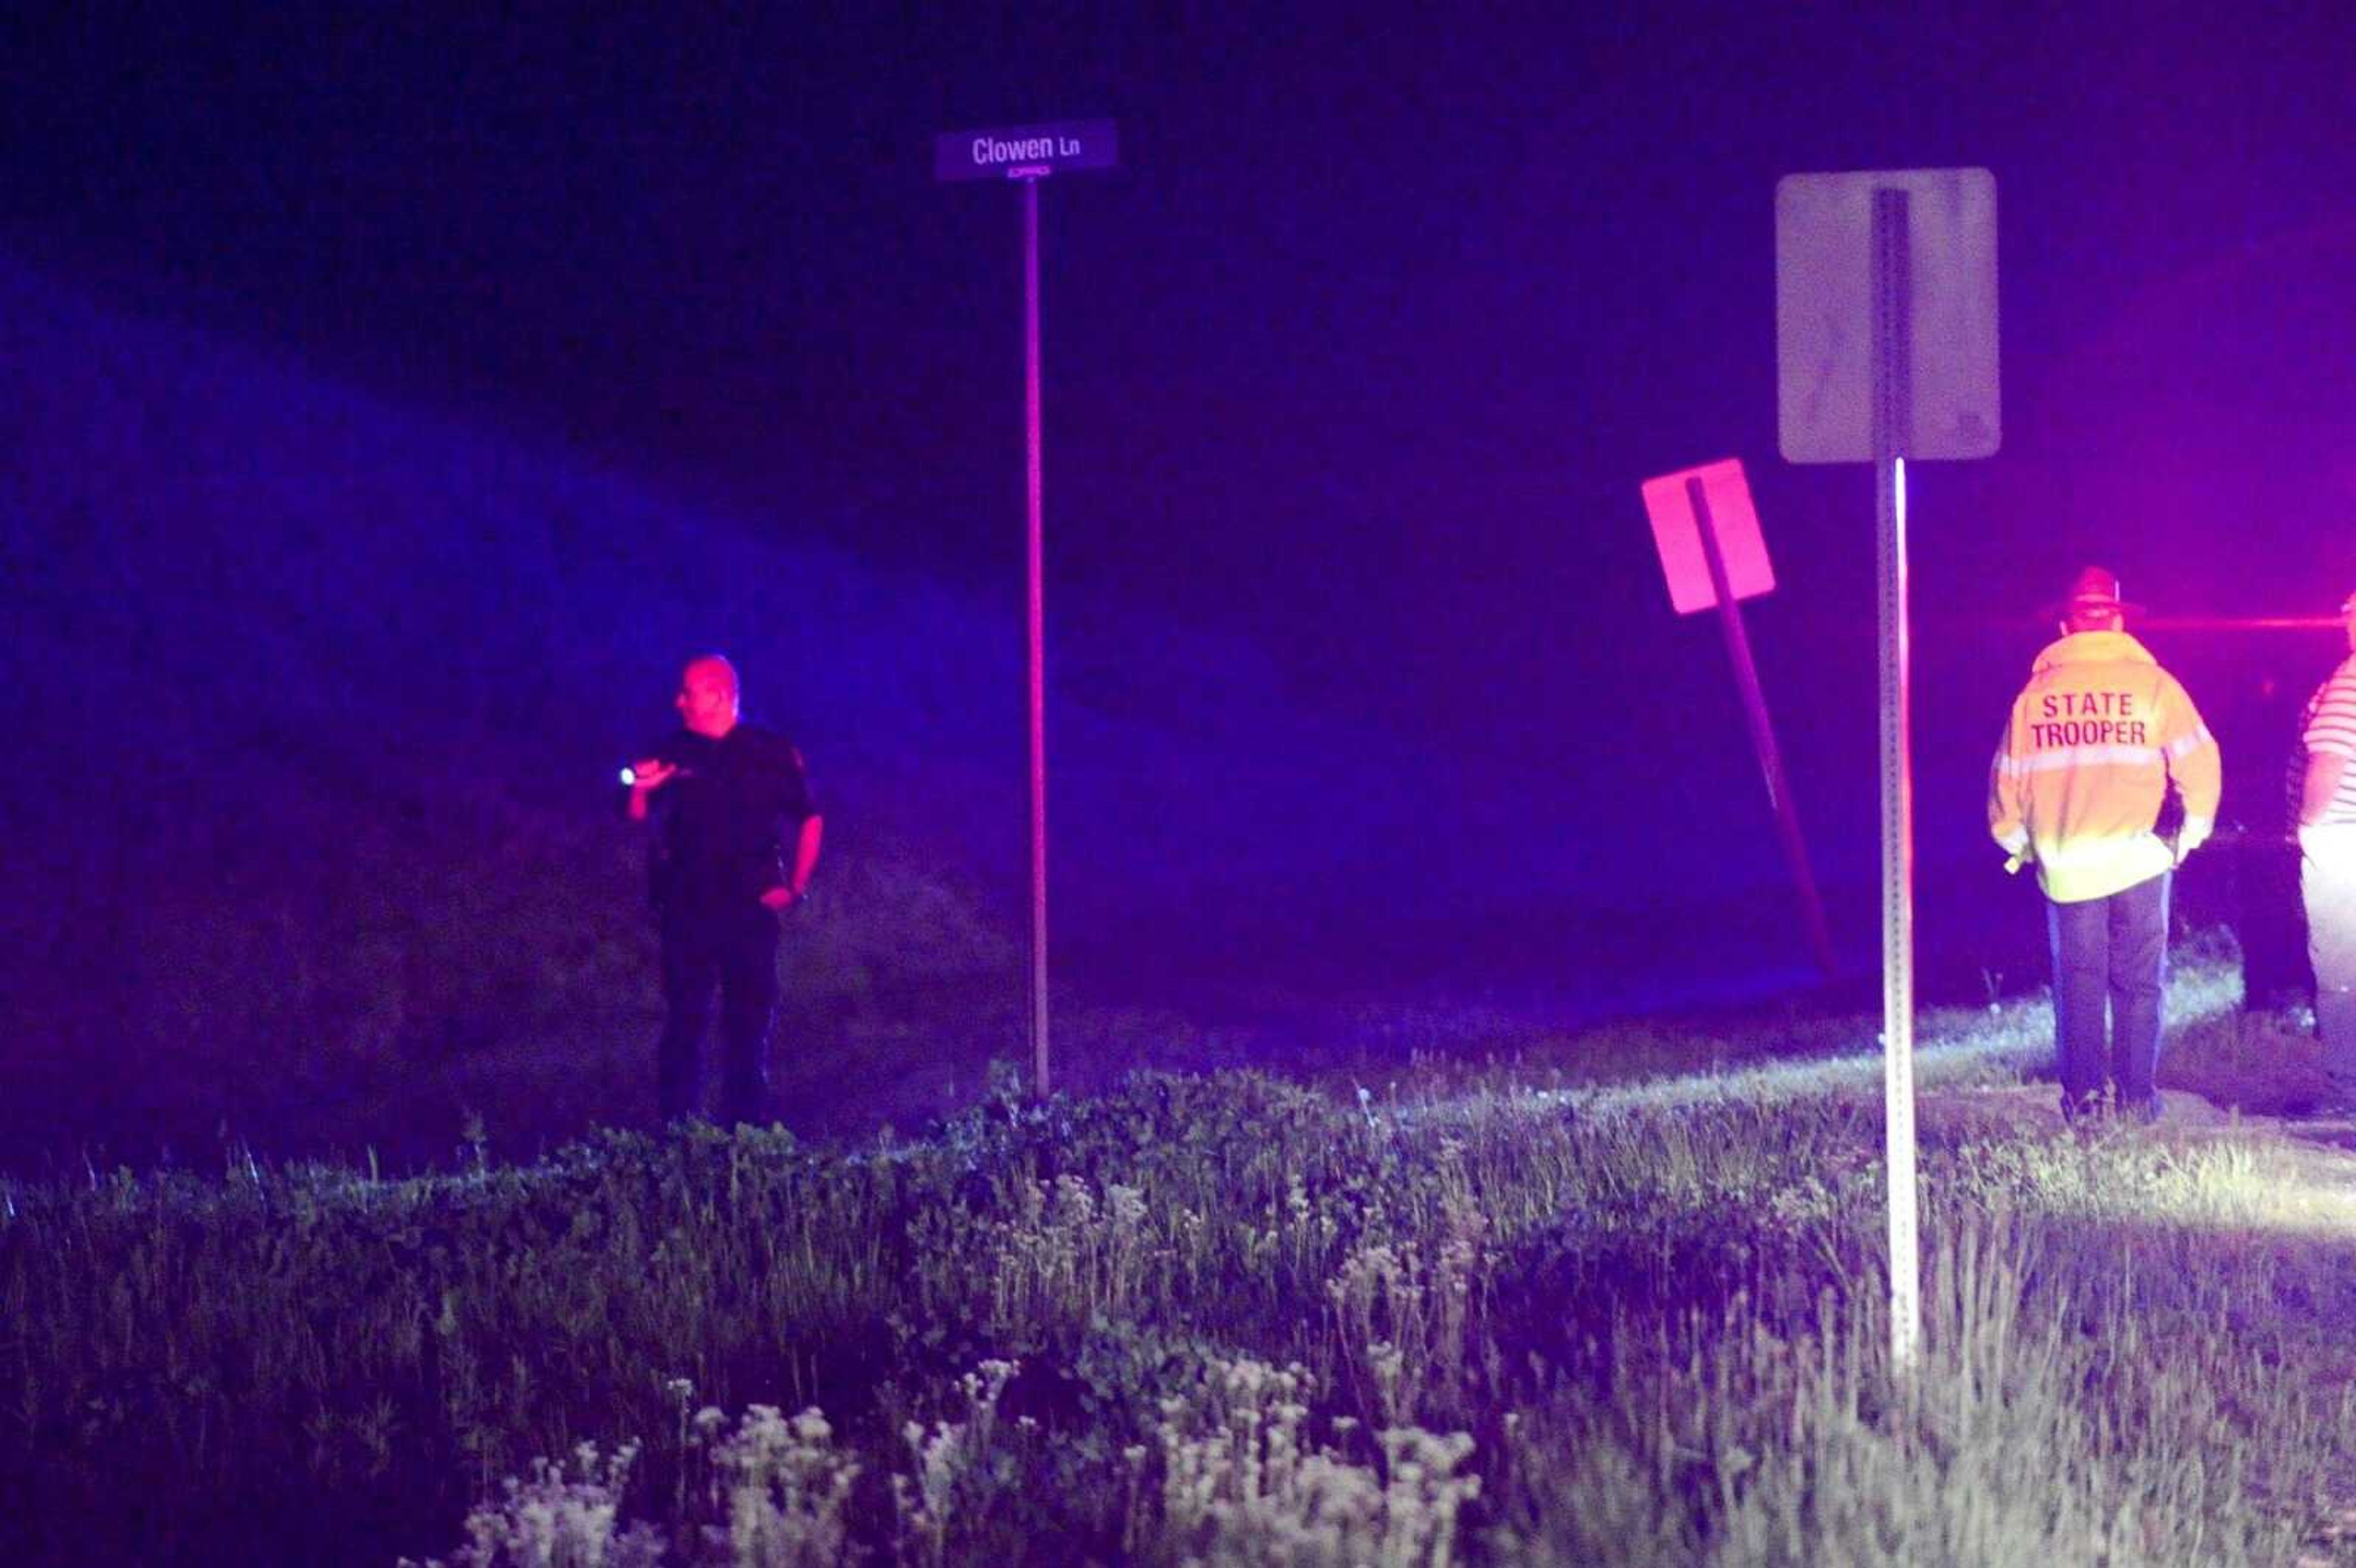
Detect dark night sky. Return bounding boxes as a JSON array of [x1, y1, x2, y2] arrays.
[[7, 3, 2355, 996]]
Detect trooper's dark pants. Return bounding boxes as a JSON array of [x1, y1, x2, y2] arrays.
[[2047, 870, 2171, 1121], [656, 901, 779, 1126]]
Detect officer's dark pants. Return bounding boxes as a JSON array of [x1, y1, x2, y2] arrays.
[[656, 902, 779, 1126], [2047, 870, 2171, 1121]]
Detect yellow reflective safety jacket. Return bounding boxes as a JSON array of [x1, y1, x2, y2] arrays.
[[1988, 630, 2221, 904]]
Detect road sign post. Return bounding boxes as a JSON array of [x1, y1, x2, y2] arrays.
[[1870, 188, 1920, 1374], [1639, 458, 1837, 979], [1777, 167, 1999, 1374], [937, 118, 1119, 1097]]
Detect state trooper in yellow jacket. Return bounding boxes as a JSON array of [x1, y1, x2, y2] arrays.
[[1989, 567, 2222, 1122]]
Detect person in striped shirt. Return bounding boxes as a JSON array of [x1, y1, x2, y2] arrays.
[[2295, 589, 2356, 1102], [1990, 567, 2221, 1123]]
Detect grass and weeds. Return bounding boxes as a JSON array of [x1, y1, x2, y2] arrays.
[[7, 950, 2356, 1564]]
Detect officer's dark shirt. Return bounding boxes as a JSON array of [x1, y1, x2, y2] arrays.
[[639, 723, 817, 915]]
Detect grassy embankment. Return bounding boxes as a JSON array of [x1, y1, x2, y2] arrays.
[[6, 952, 2356, 1566]]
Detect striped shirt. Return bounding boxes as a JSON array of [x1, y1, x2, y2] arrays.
[[2301, 656, 2356, 826]]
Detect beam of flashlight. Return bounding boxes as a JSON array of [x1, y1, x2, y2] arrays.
[[1944, 615, 2343, 635], [2132, 615, 2344, 632]]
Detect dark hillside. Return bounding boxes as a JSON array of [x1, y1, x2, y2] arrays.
[[21, 245, 1791, 1174], [4, 254, 1436, 1167], [0, 256, 980, 1163], [3, 250, 2191, 1174]]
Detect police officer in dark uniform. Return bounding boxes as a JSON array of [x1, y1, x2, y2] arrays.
[[627, 653, 822, 1126]]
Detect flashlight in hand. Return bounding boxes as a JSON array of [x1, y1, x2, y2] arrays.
[[619, 766, 638, 786]]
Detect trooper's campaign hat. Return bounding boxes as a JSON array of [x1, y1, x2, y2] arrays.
[[2045, 565, 2142, 620]]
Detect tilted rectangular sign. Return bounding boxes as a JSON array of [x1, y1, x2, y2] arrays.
[[1640, 458, 1776, 615], [935, 119, 1119, 182], [1775, 167, 2000, 463]]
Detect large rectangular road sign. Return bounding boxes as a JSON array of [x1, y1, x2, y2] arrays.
[[1776, 167, 1999, 463]]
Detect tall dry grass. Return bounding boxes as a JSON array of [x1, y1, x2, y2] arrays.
[[6, 971, 2354, 1564]]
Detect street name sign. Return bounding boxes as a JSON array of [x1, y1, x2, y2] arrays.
[[935, 119, 1119, 182], [1776, 167, 1999, 463]]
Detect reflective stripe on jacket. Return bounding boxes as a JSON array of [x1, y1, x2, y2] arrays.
[[1988, 630, 2221, 904]]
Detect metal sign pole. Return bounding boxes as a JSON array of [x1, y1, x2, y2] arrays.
[[1871, 188, 1921, 1372], [934, 119, 1118, 1102], [1779, 164, 1995, 1375], [1020, 173, 1052, 1097], [1686, 476, 1839, 979]]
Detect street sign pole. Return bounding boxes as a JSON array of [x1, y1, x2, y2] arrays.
[[1687, 476, 1839, 979], [935, 118, 1118, 1098], [1020, 173, 1050, 1096], [1871, 190, 1921, 1373], [1778, 166, 1996, 1378]]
